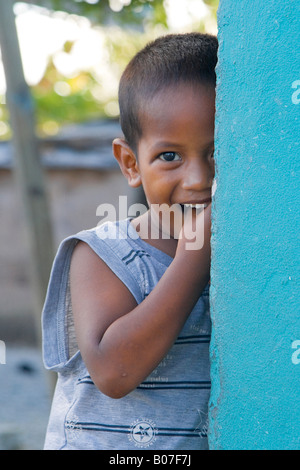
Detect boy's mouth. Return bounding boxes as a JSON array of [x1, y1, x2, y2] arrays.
[[179, 202, 210, 212]]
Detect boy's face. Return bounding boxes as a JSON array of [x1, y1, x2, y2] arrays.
[[136, 83, 215, 218]]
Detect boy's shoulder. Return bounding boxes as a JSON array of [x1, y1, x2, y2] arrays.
[[68, 217, 171, 294], [71, 218, 141, 255], [68, 218, 132, 247]]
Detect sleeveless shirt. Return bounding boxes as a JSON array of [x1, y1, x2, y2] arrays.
[[42, 218, 211, 450]]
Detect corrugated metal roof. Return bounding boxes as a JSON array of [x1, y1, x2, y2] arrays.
[[0, 119, 123, 170]]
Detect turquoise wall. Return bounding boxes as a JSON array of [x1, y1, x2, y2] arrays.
[[209, 0, 300, 449]]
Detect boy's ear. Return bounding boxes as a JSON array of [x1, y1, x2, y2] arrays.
[[112, 138, 142, 188]]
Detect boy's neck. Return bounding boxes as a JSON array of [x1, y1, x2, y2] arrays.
[[130, 210, 178, 258]]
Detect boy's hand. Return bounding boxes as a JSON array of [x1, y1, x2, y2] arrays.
[[71, 204, 212, 399]]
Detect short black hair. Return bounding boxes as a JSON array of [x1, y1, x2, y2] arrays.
[[118, 32, 218, 154]]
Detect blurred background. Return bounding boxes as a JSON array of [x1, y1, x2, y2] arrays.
[[0, 0, 218, 449]]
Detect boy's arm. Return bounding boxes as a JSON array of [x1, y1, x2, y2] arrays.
[[70, 205, 211, 399]]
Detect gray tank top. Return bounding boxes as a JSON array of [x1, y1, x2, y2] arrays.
[[42, 218, 211, 450]]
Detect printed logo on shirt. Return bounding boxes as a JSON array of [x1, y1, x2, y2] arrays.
[[128, 418, 157, 448], [195, 410, 209, 438]]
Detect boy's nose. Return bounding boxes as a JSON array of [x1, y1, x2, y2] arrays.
[[181, 160, 213, 191]]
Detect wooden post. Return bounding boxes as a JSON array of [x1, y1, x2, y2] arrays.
[[0, 0, 54, 347]]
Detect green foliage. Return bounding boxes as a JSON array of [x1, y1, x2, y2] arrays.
[[31, 59, 106, 135], [30, 29, 157, 136], [203, 0, 218, 16], [0, 100, 11, 139], [0, 0, 218, 139], [33, 0, 168, 28]]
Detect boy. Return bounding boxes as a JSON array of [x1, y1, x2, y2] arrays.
[[42, 32, 218, 450]]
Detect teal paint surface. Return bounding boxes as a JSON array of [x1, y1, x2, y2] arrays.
[[209, 0, 300, 450]]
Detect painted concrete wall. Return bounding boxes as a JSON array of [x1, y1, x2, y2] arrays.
[[209, 1, 300, 449]]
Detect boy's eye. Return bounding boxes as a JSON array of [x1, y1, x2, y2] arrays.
[[158, 152, 181, 162]]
